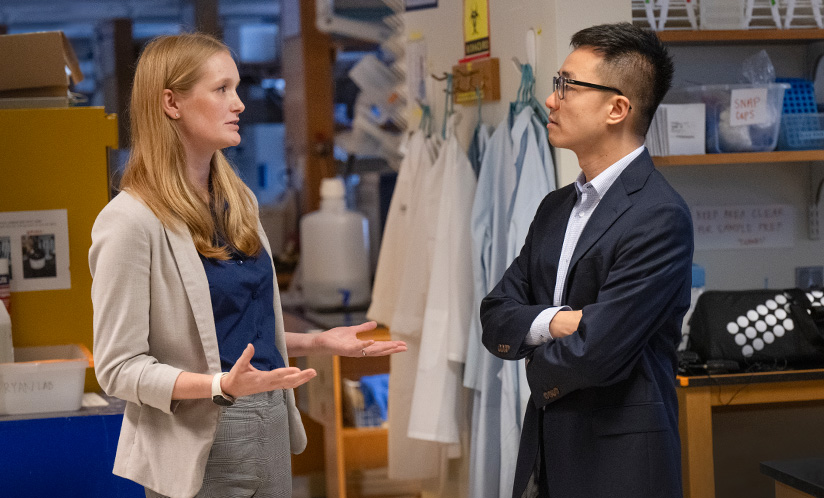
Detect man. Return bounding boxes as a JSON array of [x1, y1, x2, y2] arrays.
[[481, 23, 691, 498]]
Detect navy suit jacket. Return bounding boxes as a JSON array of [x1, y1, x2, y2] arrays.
[[481, 150, 692, 498]]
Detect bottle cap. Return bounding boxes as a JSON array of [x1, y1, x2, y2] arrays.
[[320, 177, 345, 199], [0, 258, 8, 276]]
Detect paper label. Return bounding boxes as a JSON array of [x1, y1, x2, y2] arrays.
[[692, 204, 794, 250], [729, 87, 769, 127]]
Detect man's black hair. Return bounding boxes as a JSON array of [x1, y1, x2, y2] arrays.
[[570, 22, 674, 136]]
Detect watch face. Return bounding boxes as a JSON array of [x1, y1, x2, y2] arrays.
[[212, 394, 234, 407]]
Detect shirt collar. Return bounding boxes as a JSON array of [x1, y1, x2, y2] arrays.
[[574, 145, 646, 198]]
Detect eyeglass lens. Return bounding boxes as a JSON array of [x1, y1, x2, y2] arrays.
[[553, 76, 565, 100]]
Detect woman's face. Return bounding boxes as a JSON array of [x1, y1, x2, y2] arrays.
[[174, 51, 245, 156]]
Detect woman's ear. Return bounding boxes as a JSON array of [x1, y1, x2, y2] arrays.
[[606, 95, 632, 126], [162, 89, 180, 120]]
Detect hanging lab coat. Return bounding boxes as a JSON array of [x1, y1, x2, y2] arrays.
[[387, 129, 445, 480], [464, 109, 517, 393], [468, 122, 492, 178], [465, 107, 520, 498], [498, 106, 557, 498], [408, 114, 475, 445], [389, 131, 443, 337], [367, 129, 427, 326]]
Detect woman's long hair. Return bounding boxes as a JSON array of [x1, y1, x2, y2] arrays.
[[120, 32, 261, 260]]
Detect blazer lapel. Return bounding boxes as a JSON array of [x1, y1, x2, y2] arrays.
[[565, 153, 655, 297], [164, 225, 222, 373]]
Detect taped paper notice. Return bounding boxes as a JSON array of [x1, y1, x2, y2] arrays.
[[730, 87, 769, 127]]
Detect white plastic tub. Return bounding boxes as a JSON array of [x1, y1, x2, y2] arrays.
[[665, 83, 789, 153], [0, 344, 93, 416]]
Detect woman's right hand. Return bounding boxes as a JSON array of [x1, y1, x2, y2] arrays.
[[221, 344, 317, 398]]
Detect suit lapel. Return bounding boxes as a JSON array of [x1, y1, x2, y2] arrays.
[[164, 225, 222, 373], [564, 152, 655, 297]]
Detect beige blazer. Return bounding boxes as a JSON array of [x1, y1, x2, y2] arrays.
[[89, 191, 306, 498]]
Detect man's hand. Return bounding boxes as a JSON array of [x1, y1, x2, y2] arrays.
[[549, 309, 583, 339]]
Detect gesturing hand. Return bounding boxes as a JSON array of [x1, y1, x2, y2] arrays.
[[315, 321, 408, 357], [221, 344, 317, 399]]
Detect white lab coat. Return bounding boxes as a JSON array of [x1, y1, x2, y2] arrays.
[[497, 107, 557, 498], [466, 108, 519, 498], [408, 114, 475, 445], [367, 129, 427, 326], [387, 129, 445, 480]]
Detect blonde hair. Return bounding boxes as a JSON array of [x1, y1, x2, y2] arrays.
[[120, 32, 261, 260]]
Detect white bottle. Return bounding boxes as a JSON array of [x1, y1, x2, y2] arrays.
[[679, 263, 705, 352], [300, 177, 371, 310], [0, 258, 12, 363]]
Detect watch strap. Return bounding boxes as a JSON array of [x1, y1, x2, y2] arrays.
[[211, 372, 235, 406]]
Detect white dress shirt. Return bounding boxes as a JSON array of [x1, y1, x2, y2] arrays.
[[525, 145, 646, 346]]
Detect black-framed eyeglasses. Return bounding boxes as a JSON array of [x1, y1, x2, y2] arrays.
[[552, 74, 625, 101]]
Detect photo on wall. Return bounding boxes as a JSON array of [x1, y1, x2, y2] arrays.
[[0, 237, 11, 279], [0, 209, 70, 292], [21, 233, 57, 279]]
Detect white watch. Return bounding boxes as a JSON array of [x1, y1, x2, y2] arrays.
[[211, 372, 235, 406]]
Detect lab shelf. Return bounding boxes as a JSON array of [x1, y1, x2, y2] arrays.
[[304, 324, 401, 498], [652, 150, 824, 166], [657, 28, 824, 44]]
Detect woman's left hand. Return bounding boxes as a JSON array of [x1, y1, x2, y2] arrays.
[[315, 321, 407, 357]]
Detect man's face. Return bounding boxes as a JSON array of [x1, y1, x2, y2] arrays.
[[545, 47, 618, 154]]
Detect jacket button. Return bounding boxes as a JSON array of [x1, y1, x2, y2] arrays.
[[497, 344, 510, 353], [543, 387, 560, 399]]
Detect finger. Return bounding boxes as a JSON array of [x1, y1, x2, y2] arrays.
[[279, 368, 317, 389], [234, 344, 255, 369], [354, 321, 378, 333], [365, 341, 408, 356], [267, 367, 316, 387]]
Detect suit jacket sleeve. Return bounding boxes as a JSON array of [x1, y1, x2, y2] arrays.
[[527, 201, 691, 409], [480, 195, 555, 360], [90, 199, 183, 414], [482, 191, 692, 409]]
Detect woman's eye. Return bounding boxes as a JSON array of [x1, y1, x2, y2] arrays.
[[218, 86, 226, 93]]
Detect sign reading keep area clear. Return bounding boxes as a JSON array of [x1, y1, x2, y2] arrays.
[[692, 204, 795, 250]]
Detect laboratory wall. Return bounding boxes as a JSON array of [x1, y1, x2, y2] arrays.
[[661, 43, 824, 291], [401, 3, 824, 498], [403, 0, 630, 186]]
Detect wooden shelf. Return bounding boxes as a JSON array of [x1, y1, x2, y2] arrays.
[[652, 150, 824, 166], [342, 427, 388, 471], [657, 28, 824, 44]]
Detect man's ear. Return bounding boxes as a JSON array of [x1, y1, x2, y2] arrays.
[[606, 95, 632, 126], [163, 89, 180, 120]]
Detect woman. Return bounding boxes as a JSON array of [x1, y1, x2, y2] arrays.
[[89, 32, 406, 498]]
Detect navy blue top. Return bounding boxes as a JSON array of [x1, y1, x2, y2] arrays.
[[200, 246, 286, 373]]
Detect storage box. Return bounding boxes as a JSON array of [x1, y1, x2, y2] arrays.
[[665, 83, 789, 153], [778, 113, 824, 150], [0, 344, 93, 416], [0, 31, 84, 105], [700, 0, 748, 29]]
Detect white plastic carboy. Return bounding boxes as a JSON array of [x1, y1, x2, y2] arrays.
[[299, 177, 371, 310]]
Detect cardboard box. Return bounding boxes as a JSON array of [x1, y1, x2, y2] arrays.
[[0, 344, 93, 416], [0, 31, 84, 101]]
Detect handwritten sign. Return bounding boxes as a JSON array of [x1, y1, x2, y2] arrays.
[[692, 204, 794, 250], [730, 87, 769, 127]]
